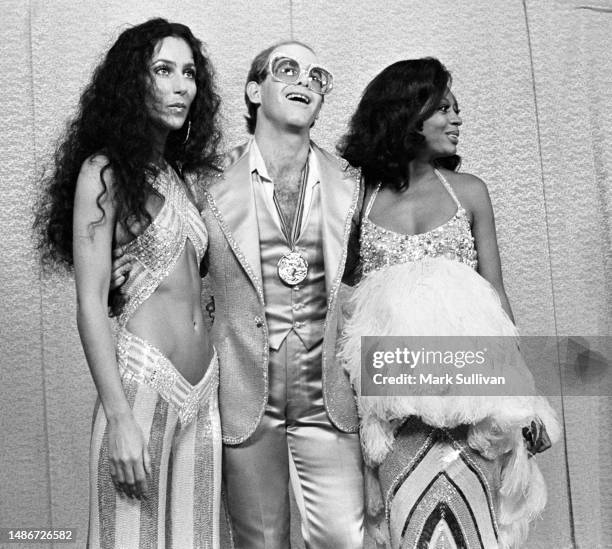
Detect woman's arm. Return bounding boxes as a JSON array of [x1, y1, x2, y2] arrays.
[[73, 156, 150, 499], [458, 173, 515, 323], [455, 173, 556, 452]]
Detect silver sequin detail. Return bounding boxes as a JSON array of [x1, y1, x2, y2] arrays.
[[321, 172, 362, 432], [180, 388, 202, 425], [204, 189, 265, 305], [203, 183, 271, 445], [117, 166, 208, 327], [116, 329, 218, 427], [361, 170, 478, 276]]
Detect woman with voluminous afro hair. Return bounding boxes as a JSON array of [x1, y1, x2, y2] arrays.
[[338, 57, 459, 191]]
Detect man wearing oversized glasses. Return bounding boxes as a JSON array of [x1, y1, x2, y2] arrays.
[[204, 41, 364, 547]]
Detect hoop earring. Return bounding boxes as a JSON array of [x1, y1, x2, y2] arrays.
[[182, 119, 191, 145]]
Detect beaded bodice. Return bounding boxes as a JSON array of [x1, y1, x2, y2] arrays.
[[360, 169, 477, 276], [117, 165, 208, 326]]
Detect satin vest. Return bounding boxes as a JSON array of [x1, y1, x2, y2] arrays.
[[253, 179, 327, 351]]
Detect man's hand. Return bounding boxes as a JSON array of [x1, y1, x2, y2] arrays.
[[110, 246, 133, 290]]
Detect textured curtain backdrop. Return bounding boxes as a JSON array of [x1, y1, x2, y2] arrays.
[[1, 1, 610, 547]]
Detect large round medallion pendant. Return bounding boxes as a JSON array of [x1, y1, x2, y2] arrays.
[[277, 251, 308, 286]]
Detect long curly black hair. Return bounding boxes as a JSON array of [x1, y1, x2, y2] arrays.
[[338, 57, 460, 191], [34, 18, 221, 272]]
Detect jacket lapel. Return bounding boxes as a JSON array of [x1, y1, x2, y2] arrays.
[[314, 144, 359, 293], [206, 143, 264, 299]]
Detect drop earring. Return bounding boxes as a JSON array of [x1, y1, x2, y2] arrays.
[[182, 119, 191, 145]]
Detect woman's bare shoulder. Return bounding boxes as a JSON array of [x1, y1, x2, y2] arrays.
[[440, 169, 490, 209], [77, 154, 114, 188]]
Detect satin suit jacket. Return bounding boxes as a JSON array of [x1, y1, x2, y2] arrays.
[[201, 141, 361, 445]]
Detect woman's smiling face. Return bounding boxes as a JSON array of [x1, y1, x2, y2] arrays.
[[419, 88, 462, 159]]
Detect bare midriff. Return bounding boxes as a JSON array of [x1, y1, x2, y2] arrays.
[[125, 240, 212, 386]]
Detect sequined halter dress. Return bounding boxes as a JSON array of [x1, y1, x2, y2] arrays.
[[360, 169, 477, 276], [88, 165, 221, 549], [339, 169, 559, 549]]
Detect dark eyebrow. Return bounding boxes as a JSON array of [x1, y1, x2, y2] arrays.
[[151, 59, 195, 69], [151, 58, 175, 67]]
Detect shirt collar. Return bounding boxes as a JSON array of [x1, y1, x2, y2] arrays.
[[249, 137, 320, 187]]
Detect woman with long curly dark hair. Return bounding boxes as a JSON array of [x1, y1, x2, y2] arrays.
[[35, 18, 222, 548], [338, 58, 559, 548]]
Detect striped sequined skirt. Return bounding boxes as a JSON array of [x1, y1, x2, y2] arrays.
[[87, 328, 221, 549]]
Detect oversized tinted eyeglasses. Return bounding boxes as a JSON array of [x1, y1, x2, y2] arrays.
[[268, 54, 334, 95]]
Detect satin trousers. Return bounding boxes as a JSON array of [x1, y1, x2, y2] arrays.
[[223, 331, 364, 548]]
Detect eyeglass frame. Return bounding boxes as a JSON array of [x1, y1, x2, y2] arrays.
[[266, 53, 334, 95]]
